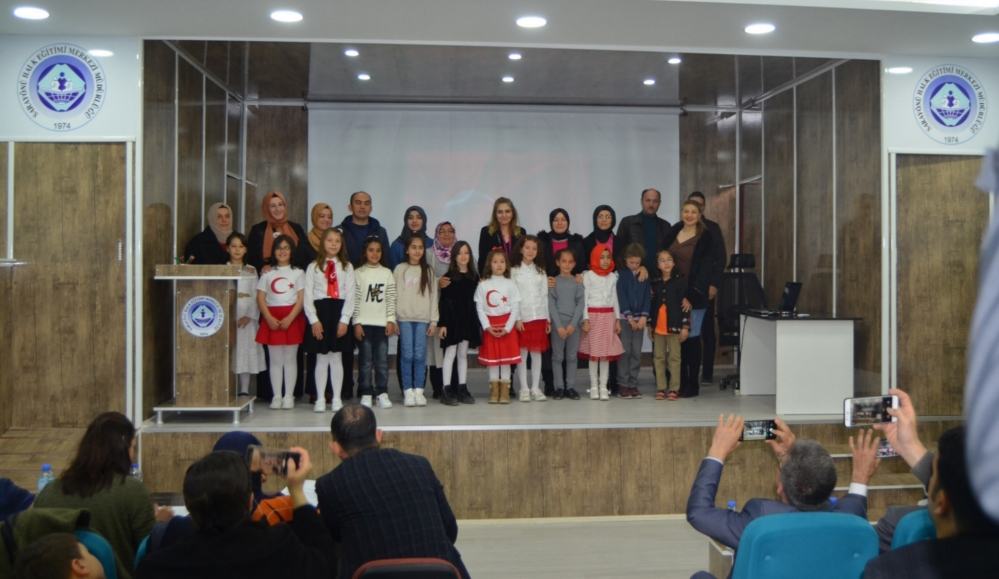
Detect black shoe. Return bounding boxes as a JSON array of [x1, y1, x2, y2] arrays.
[[440, 387, 459, 406], [432, 390, 441, 399], [457, 385, 475, 404], [566, 388, 581, 400], [553, 388, 565, 400]]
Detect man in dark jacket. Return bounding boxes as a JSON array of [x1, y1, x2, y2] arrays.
[[616, 188, 671, 273], [316, 405, 470, 579], [688, 191, 727, 384], [340, 191, 391, 265]]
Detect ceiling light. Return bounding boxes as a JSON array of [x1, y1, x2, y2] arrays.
[[509, 53, 522, 60], [502, 76, 514, 83], [745, 23, 776, 34], [344, 49, 359, 57], [89, 49, 113, 57], [668, 57, 682, 65], [644, 79, 656, 86], [972, 32, 999, 43], [886, 67, 913, 74], [357, 73, 370, 81], [13, 6, 49, 19], [270, 9, 303, 22], [516, 16, 546, 28]]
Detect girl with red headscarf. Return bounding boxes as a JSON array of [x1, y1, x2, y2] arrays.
[[578, 244, 625, 401]]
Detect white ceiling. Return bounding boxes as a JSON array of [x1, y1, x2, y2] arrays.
[[2, 0, 997, 60]]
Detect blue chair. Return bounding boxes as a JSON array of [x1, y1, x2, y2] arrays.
[[732, 512, 878, 579], [891, 509, 935, 550], [74, 530, 118, 579], [134, 535, 150, 569]]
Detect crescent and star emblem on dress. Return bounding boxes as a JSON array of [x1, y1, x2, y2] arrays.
[[270, 277, 293, 294]]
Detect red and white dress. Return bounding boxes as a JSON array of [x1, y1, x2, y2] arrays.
[[578, 270, 625, 361], [511, 264, 550, 353], [255, 265, 306, 346], [475, 276, 522, 365]]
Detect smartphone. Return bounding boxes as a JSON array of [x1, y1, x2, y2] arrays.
[[844, 395, 899, 427], [876, 439, 898, 459], [739, 420, 777, 442], [245, 445, 301, 477]]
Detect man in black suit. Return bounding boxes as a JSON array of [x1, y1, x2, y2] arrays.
[[315, 405, 470, 579], [687, 191, 726, 386], [863, 426, 999, 578], [687, 414, 878, 551], [616, 188, 671, 273]]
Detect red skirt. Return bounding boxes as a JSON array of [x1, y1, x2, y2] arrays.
[[518, 319, 550, 352], [256, 305, 306, 346], [578, 307, 624, 361], [477, 314, 522, 366]]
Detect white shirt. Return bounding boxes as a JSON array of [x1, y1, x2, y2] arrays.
[[475, 276, 521, 334], [303, 260, 356, 326], [581, 270, 621, 320], [256, 265, 304, 307], [511, 264, 549, 323], [233, 264, 260, 321]]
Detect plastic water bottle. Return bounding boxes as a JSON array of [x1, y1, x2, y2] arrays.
[[727, 500, 737, 511], [38, 464, 54, 493], [830, 497, 838, 504], [130, 463, 143, 482]]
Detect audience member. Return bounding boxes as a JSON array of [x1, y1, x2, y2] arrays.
[[686, 414, 876, 551], [863, 426, 999, 578], [12, 533, 106, 579], [0, 478, 34, 519], [136, 448, 333, 579], [316, 405, 470, 579]]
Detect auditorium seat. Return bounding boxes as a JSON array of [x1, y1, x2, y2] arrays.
[[352, 557, 462, 579], [731, 512, 878, 579], [890, 509, 935, 550], [74, 529, 118, 579]]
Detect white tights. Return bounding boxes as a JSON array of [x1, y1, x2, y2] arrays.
[[588, 359, 610, 388], [488, 365, 512, 381], [315, 352, 343, 401], [517, 349, 542, 392], [238, 373, 251, 395], [268, 345, 298, 398], [442, 342, 469, 386]]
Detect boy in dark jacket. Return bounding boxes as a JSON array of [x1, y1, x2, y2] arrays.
[[616, 244, 652, 399], [649, 250, 690, 400]]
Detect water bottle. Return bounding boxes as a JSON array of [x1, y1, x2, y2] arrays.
[[830, 497, 838, 504], [130, 463, 143, 482], [727, 500, 737, 511], [38, 464, 54, 493]]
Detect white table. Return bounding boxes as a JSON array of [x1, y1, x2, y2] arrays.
[[740, 314, 857, 415]]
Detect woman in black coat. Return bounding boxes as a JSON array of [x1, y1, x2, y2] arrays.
[[183, 202, 233, 265], [476, 196, 526, 275], [662, 200, 716, 398], [246, 191, 309, 274], [581, 205, 617, 264], [537, 208, 586, 278]]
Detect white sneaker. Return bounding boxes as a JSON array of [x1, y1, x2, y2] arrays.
[[377, 393, 393, 409], [404, 389, 416, 407], [313, 400, 325, 413], [282, 395, 295, 409], [332, 398, 344, 412], [599, 388, 609, 401], [360, 395, 373, 408], [414, 388, 428, 407], [531, 389, 547, 401], [270, 397, 282, 409], [519, 388, 531, 402], [590, 386, 599, 400]]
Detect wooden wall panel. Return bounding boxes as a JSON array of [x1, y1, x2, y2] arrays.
[[737, 56, 763, 104], [835, 60, 882, 396], [205, 82, 227, 211], [0, 142, 6, 258], [143, 40, 178, 416], [227, 98, 241, 182], [680, 112, 718, 200], [246, 105, 309, 225], [740, 183, 762, 266], [247, 42, 310, 100], [177, 58, 204, 257], [762, 57, 794, 94], [795, 72, 834, 315], [679, 54, 735, 106], [11, 143, 126, 428], [0, 269, 11, 436], [897, 155, 985, 416], [762, 91, 794, 307]]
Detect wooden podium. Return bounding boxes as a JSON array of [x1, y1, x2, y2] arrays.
[[153, 264, 254, 424]]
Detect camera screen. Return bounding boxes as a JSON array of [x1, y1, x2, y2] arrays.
[[848, 396, 893, 426], [742, 420, 773, 441]]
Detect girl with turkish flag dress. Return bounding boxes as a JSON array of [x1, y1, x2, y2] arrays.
[[475, 250, 521, 404], [256, 234, 306, 410]]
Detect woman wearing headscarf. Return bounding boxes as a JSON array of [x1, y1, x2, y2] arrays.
[[428, 222, 457, 402], [183, 202, 233, 265], [581, 204, 621, 396], [247, 191, 309, 274], [389, 206, 433, 269], [302, 203, 334, 265]]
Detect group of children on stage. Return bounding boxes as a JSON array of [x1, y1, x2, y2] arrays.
[[226, 229, 694, 411]]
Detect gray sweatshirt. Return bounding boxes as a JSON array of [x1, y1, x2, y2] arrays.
[[549, 275, 585, 329], [393, 262, 440, 324]]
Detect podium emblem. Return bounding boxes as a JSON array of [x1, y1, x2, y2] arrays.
[[181, 296, 225, 338]]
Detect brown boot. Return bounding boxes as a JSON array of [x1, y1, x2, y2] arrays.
[[498, 380, 511, 404], [488, 380, 500, 404]]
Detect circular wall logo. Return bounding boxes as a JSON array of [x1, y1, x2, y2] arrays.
[[17, 43, 107, 132], [913, 64, 988, 145], [181, 296, 226, 338]]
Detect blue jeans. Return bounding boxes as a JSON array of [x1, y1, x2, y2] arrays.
[[358, 325, 389, 396], [398, 321, 429, 390]]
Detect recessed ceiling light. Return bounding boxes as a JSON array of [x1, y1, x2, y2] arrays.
[[886, 67, 913, 74], [270, 9, 303, 22], [344, 49, 359, 57], [502, 76, 514, 83], [509, 53, 522, 60], [357, 73, 370, 81], [89, 49, 113, 57], [972, 32, 999, 43], [745, 23, 776, 34], [516, 16, 546, 28], [13, 6, 49, 19], [668, 57, 682, 65], [644, 79, 656, 86]]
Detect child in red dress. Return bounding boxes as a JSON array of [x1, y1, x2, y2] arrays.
[[475, 250, 521, 404]]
